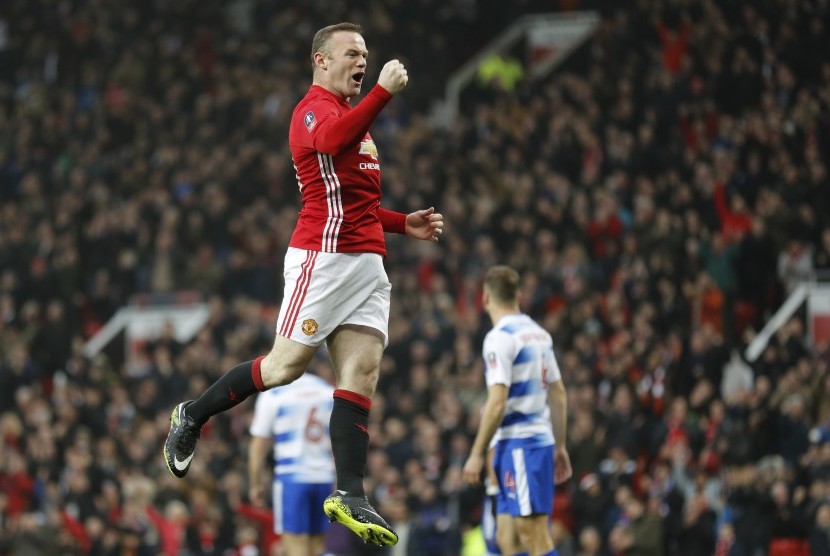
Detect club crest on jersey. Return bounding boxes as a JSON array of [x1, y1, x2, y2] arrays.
[[301, 318, 318, 335], [503, 470, 516, 496], [359, 139, 378, 160], [304, 111, 317, 132], [487, 352, 498, 368]]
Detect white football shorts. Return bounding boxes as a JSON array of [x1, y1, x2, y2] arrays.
[[276, 247, 391, 347]]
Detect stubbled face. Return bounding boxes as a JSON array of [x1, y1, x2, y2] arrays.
[[315, 31, 367, 100]]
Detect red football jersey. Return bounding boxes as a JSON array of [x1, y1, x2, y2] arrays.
[[287, 84, 405, 255]]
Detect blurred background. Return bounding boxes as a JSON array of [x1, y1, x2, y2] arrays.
[[1, 0, 830, 554]]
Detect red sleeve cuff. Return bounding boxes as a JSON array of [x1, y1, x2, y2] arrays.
[[378, 207, 407, 234], [370, 84, 394, 103]]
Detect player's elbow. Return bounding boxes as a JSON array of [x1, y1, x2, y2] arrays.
[[550, 379, 566, 396], [249, 437, 270, 460], [489, 397, 507, 419], [549, 380, 567, 404]]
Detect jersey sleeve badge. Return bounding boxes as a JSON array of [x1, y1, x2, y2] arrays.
[[304, 111, 317, 132], [487, 352, 498, 368]]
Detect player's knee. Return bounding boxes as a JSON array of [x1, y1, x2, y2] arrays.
[[260, 353, 308, 388], [338, 363, 380, 396], [496, 526, 517, 554], [515, 517, 552, 552], [513, 520, 533, 542], [353, 361, 380, 381]]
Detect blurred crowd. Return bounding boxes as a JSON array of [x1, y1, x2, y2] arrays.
[[2, 0, 830, 555]]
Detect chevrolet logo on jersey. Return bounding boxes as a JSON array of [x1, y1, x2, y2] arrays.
[[359, 139, 378, 160]]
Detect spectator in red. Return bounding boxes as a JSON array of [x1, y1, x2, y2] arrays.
[[713, 181, 753, 244], [0, 450, 34, 518], [768, 479, 810, 556], [587, 192, 624, 259], [655, 14, 690, 75], [145, 500, 190, 556]]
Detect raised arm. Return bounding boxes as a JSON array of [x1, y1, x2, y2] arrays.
[[314, 60, 408, 155], [313, 86, 392, 155]]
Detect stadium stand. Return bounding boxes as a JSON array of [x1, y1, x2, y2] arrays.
[[1, 0, 830, 554]]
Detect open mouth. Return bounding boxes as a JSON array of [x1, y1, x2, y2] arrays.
[[352, 72, 365, 85]]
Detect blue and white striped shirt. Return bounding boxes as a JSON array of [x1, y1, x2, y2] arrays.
[[249, 373, 335, 483], [483, 313, 561, 447]]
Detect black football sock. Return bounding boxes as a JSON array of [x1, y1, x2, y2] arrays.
[[330, 389, 371, 496], [185, 356, 266, 424]]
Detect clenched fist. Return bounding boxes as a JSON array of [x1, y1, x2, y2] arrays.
[[378, 59, 408, 95]]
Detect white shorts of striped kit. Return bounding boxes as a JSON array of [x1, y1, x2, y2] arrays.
[[276, 247, 391, 347]]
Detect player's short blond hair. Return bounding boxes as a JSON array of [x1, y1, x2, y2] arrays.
[[311, 22, 363, 68], [484, 265, 520, 304]]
